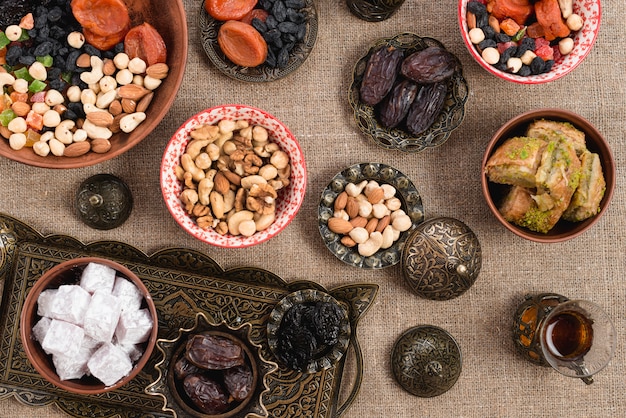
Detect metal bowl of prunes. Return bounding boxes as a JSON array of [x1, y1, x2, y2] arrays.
[[267, 289, 351, 374], [199, 0, 318, 82], [145, 312, 278, 418], [349, 33, 469, 153]]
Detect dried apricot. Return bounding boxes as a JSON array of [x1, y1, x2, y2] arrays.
[[217, 20, 268, 67], [124, 23, 168, 66], [240, 8, 269, 25], [71, 0, 130, 42], [206, 0, 258, 21]]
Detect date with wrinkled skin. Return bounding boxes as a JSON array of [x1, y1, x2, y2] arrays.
[[406, 82, 448, 135], [183, 373, 230, 414], [378, 79, 420, 129], [186, 334, 245, 370], [223, 364, 254, 402], [174, 355, 201, 380], [360, 46, 404, 106], [401, 46, 457, 84]]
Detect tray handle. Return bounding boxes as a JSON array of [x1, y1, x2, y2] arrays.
[[336, 333, 364, 417]]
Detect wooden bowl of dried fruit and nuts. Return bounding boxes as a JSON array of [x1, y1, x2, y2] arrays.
[[318, 163, 425, 269], [0, 0, 187, 168], [161, 104, 306, 248]]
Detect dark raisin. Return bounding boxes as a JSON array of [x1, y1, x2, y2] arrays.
[[405, 82, 447, 135], [378, 79, 420, 129], [272, 0, 287, 22], [285, 0, 306, 8], [5, 46, 23, 66], [481, 25, 495, 39], [476, 13, 489, 29], [277, 47, 290, 67], [530, 56, 545, 75], [495, 32, 511, 43], [265, 14, 278, 29], [223, 365, 253, 402], [499, 46, 516, 64], [266, 47, 277, 67], [68, 102, 86, 119], [83, 45, 102, 58], [34, 41, 54, 57], [49, 78, 67, 92], [478, 39, 497, 50], [519, 37, 535, 52], [251, 17, 268, 34], [48, 6, 63, 22], [467, 1, 488, 16], [296, 24, 306, 41], [0, 0, 31, 28], [18, 55, 36, 66], [359, 45, 404, 106], [543, 60, 554, 73], [286, 9, 305, 23], [278, 21, 299, 34], [401, 46, 457, 84], [183, 374, 230, 415]]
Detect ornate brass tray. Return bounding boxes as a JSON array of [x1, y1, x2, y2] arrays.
[[0, 213, 378, 417]]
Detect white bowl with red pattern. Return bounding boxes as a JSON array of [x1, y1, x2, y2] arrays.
[[458, 0, 601, 84], [161, 104, 307, 248]]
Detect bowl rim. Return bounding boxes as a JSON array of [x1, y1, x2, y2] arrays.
[[160, 104, 307, 248], [481, 108, 615, 243], [0, 0, 188, 168], [457, 0, 602, 84], [19, 256, 158, 394]]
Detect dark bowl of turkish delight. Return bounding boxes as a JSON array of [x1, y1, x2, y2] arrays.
[[349, 33, 469, 153], [267, 289, 351, 373], [19, 257, 158, 394], [145, 312, 278, 417]]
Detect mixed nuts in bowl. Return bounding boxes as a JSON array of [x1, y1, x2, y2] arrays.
[[161, 104, 307, 248]]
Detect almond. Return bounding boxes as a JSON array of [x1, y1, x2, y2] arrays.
[[340, 235, 357, 247], [102, 58, 116, 76], [118, 84, 150, 101], [11, 101, 30, 117], [349, 216, 368, 228], [121, 98, 137, 113], [136, 92, 154, 113], [214, 171, 231, 195], [328, 217, 353, 234], [365, 218, 378, 234], [109, 100, 123, 116], [91, 138, 111, 154], [86, 110, 114, 127], [345, 197, 359, 218], [367, 187, 385, 204], [376, 215, 391, 233], [334, 191, 348, 212], [76, 53, 91, 68], [63, 141, 90, 157], [222, 170, 242, 186], [146, 63, 169, 79], [110, 113, 125, 133]]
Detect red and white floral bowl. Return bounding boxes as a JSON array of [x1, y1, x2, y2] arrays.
[[458, 0, 601, 84], [161, 105, 307, 248]]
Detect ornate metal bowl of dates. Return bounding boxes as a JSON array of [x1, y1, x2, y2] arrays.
[[199, 0, 318, 82], [145, 312, 278, 417], [349, 33, 469, 153], [266, 289, 351, 374]]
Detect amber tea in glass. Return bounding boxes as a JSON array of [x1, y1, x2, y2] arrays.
[[543, 310, 593, 360]]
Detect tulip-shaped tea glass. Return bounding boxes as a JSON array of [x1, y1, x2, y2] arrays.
[[513, 293, 616, 384]]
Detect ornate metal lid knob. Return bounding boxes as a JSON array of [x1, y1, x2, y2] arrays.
[[75, 174, 133, 230], [391, 325, 462, 397], [401, 217, 481, 300]]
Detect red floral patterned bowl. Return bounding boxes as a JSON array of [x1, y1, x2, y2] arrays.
[[458, 0, 601, 84], [161, 105, 307, 248]]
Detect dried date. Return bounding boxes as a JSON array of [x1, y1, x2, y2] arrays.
[[174, 355, 201, 380], [183, 373, 230, 414], [186, 334, 245, 370], [406, 82, 448, 135], [401, 46, 457, 84], [378, 79, 420, 129], [223, 364, 254, 401], [359, 46, 404, 106]]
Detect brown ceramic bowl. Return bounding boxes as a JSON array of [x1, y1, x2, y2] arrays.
[[481, 109, 615, 243], [0, 0, 188, 168], [19, 257, 158, 394]]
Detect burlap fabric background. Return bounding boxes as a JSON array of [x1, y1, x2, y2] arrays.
[[1, 0, 624, 417]]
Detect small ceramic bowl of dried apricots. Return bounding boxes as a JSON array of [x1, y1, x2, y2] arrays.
[[161, 104, 307, 248], [199, 0, 318, 82], [458, 0, 600, 84]]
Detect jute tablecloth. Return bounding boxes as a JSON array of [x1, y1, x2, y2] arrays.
[[1, 0, 624, 417]]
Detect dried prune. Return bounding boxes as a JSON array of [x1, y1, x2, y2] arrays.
[[183, 374, 230, 414], [223, 364, 254, 401], [378, 79, 420, 129], [311, 302, 343, 346], [186, 334, 245, 370], [359, 46, 404, 106], [174, 355, 201, 380], [405, 82, 448, 135], [401, 47, 457, 84], [277, 325, 317, 371]]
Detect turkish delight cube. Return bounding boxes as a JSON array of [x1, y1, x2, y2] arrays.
[[88, 342, 133, 386], [80, 262, 116, 294], [52, 334, 99, 381], [83, 291, 122, 342], [48, 285, 91, 326], [118, 343, 144, 362], [41, 319, 84, 358], [36, 289, 57, 317], [115, 308, 153, 345], [111, 276, 143, 312], [32, 317, 52, 347]]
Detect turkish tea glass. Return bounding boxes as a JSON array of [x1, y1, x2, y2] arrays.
[[346, 0, 406, 22]]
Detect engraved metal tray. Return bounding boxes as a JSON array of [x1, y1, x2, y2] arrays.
[[0, 213, 378, 417]]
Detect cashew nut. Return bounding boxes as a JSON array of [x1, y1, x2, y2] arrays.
[[96, 89, 118, 109], [180, 189, 199, 213], [181, 153, 205, 182], [186, 139, 211, 159], [269, 150, 289, 169], [210, 191, 225, 219], [380, 225, 395, 249], [119, 112, 146, 133], [223, 189, 236, 214], [80, 56, 104, 85], [358, 232, 383, 257], [0, 72, 15, 88], [54, 120, 75, 144], [392, 214, 412, 232], [254, 212, 275, 231], [238, 219, 257, 237], [349, 227, 369, 244], [227, 210, 254, 235], [345, 180, 367, 197], [198, 170, 216, 206], [240, 175, 267, 189], [82, 119, 113, 140]]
